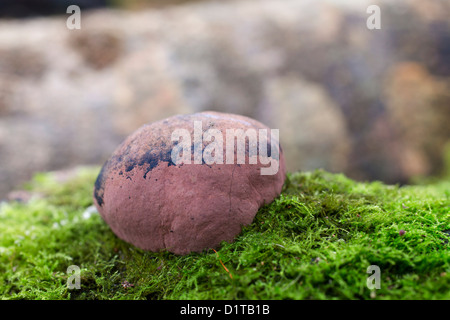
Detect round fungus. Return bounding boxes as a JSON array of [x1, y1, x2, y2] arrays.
[[93, 111, 286, 255]]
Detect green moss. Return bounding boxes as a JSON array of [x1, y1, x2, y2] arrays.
[[0, 167, 449, 300]]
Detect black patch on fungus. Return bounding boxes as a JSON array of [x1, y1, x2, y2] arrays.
[[266, 141, 272, 158], [93, 115, 282, 208], [94, 163, 108, 207], [116, 145, 176, 180], [140, 148, 175, 179]]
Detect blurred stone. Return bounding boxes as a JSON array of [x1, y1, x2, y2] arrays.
[[260, 76, 350, 173], [7, 190, 40, 203], [383, 62, 450, 178], [70, 29, 124, 70], [0, 0, 449, 197]]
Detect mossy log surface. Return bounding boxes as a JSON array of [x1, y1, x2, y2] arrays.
[[0, 167, 449, 299]]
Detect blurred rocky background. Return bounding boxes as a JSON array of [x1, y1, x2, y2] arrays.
[[0, 0, 449, 199]]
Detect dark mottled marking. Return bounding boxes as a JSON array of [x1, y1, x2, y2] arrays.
[[140, 148, 174, 179], [94, 163, 108, 207], [94, 117, 281, 207], [264, 141, 272, 158]]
